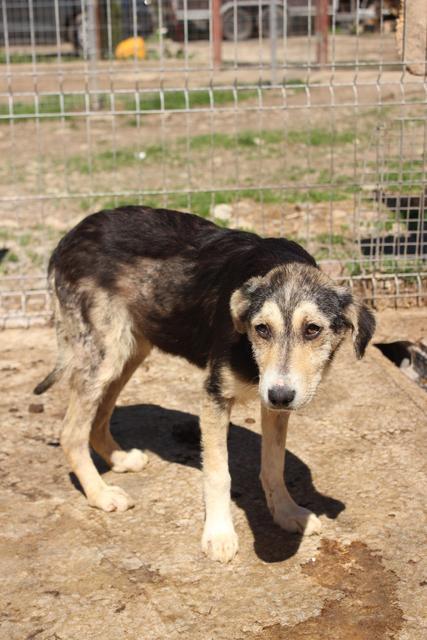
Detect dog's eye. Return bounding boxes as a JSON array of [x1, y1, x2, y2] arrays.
[[304, 323, 322, 339], [255, 323, 271, 339]]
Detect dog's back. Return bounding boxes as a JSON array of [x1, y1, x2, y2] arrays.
[[47, 206, 316, 369]]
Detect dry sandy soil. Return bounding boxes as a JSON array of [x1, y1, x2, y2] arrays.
[[0, 308, 426, 639]]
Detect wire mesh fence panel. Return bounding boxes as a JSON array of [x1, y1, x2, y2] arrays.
[[0, 0, 425, 326]]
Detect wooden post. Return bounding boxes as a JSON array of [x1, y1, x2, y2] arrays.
[[316, 0, 328, 66], [87, 0, 100, 109], [270, 0, 278, 84], [396, 0, 427, 76], [212, 0, 222, 68]]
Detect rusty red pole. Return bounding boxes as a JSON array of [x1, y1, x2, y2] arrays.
[[316, 0, 329, 66], [212, 0, 222, 68]]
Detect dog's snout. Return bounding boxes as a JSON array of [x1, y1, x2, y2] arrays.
[[268, 385, 296, 407]]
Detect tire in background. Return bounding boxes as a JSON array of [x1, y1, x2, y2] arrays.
[[222, 7, 253, 41]]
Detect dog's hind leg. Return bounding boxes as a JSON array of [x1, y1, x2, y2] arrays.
[[61, 382, 136, 512], [90, 340, 151, 473], [60, 297, 146, 512], [260, 405, 322, 535]]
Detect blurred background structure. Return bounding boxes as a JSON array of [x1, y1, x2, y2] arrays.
[[0, 0, 425, 326]]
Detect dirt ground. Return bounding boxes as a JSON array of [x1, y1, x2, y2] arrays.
[[0, 308, 426, 639]]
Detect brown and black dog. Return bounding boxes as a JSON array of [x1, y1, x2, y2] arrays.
[[35, 206, 375, 562]]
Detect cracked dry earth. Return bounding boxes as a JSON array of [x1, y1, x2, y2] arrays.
[[0, 309, 426, 640]]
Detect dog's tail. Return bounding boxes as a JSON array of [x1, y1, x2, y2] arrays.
[[33, 267, 70, 396], [33, 366, 64, 395]]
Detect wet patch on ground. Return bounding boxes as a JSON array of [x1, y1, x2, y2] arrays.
[[250, 539, 403, 640]]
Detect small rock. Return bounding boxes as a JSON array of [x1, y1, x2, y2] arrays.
[[212, 204, 233, 221], [121, 556, 143, 571], [29, 403, 44, 414]]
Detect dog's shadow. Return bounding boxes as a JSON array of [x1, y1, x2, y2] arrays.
[[88, 403, 345, 563]]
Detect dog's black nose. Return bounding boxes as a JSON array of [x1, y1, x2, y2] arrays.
[[268, 385, 296, 407]]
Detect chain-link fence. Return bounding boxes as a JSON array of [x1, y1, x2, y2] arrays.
[[0, 0, 426, 327]]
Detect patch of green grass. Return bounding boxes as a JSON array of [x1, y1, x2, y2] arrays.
[[165, 192, 215, 216], [119, 87, 257, 116], [260, 130, 284, 145], [189, 133, 234, 151], [18, 233, 32, 247], [346, 261, 362, 276], [381, 160, 425, 191], [378, 258, 426, 275], [5, 250, 19, 263], [28, 250, 44, 267], [170, 186, 354, 213], [287, 129, 356, 146], [0, 52, 79, 64], [93, 149, 137, 171], [68, 149, 135, 174], [69, 143, 164, 174], [282, 79, 307, 92], [67, 156, 92, 175], [284, 188, 353, 203], [189, 128, 354, 152], [343, 256, 425, 278], [317, 170, 355, 186], [67, 124, 359, 176], [74, 185, 355, 222], [0, 88, 257, 124], [0, 94, 87, 122]]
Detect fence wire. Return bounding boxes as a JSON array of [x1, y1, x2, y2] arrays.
[[0, 0, 426, 327]]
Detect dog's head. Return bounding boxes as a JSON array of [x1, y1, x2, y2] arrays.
[[230, 263, 375, 411]]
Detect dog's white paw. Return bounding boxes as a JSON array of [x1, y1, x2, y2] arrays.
[[274, 505, 322, 536], [202, 525, 239, 563], [111, 448, 148, 473], [88, 485, 135, 512]]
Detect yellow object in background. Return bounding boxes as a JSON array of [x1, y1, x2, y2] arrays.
[[115, 37, 145, 60]]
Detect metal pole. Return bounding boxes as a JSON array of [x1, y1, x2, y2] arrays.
[[316, 0, 328, 66], [270, 0, 278, 84], [212, 0, 222, 68]]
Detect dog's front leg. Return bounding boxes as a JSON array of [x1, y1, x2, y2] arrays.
[[260, 405, 322, 536], [200, 393, 238, 563]]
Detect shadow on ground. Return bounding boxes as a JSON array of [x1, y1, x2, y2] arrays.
[[73, 403, 345, 564]]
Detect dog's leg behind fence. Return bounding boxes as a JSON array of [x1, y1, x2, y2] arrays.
[[200, 394, 238, 563], [260, 406, 322, 536]]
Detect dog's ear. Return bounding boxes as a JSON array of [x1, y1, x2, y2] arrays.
[[337, 288, 376, 359], [230, 277, 263, 333]]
